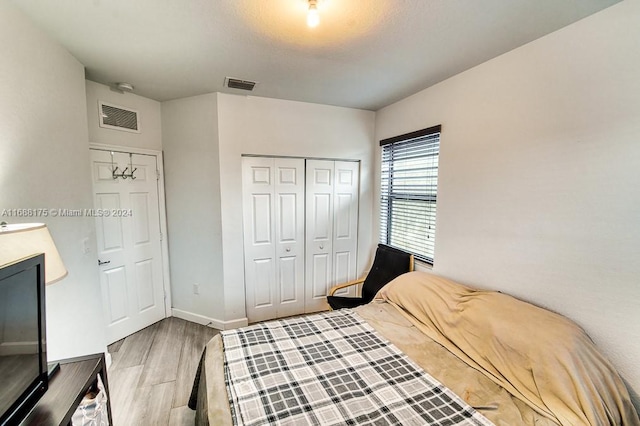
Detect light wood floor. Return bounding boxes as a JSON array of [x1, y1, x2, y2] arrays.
[[107, 317, 219, 425]]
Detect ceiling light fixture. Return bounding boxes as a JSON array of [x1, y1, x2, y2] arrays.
[[307, 0, 320, 28]]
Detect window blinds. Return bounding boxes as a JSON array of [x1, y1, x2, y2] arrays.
[[380, 125, 440, 264]]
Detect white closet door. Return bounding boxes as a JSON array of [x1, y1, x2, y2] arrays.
[[305, 160, 359, 313], [274, 158, 305, 318], [243, 157, 277, 322], [243, 157, 305, 322], [332, 161, 360, 296], [305, 160, 334, 313]]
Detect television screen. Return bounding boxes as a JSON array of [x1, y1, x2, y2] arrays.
[[0, 254, 48, 425]]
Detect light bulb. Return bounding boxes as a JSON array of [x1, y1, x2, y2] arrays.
[[307, 2, 319, 28]]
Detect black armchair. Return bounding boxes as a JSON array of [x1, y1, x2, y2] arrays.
[[327, 244, 414, 310]]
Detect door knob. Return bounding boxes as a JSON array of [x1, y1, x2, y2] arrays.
[[319, 245, 324, 250], [286, 247, 291, 252], [98, 259, 111, 266]]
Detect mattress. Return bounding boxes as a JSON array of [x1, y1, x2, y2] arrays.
[[192, 301, 557, 425]]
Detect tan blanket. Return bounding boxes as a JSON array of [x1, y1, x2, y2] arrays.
[[355, 302, 557, 426], [379, 271, 640, 426]]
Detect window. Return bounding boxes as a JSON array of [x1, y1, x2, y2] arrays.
[[380, 125, 441, 264]]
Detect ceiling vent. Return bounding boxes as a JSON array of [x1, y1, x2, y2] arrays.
[[225, 77, 257, 91], [98, 101, 140, 133]]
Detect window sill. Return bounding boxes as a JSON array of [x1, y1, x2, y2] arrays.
[[414, 259, 433, 271]]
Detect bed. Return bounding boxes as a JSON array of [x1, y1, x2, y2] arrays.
[[190, 271, 640, 425]]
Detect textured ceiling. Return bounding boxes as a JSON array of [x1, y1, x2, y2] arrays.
[[11, 0, 620, 110]]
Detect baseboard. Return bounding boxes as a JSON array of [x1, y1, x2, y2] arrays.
[[0, 341, 39, 356], [171, 308, 248, 330]]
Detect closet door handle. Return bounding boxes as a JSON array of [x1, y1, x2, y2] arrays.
[[285, 247, 291, 252], [98, 260, 111, 266], [319, 245, 324, 250]]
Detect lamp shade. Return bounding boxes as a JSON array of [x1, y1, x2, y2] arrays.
[[0, 223, 68, 284]]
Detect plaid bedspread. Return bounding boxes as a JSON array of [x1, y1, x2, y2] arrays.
[[222, 309, 494, 426]]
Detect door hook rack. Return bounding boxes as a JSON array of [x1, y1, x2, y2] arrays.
[[111, 152, 138, 180]]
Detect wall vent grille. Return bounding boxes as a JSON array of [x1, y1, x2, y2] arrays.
[[99, 101, 140, 133], [225, 77, 257, 91]]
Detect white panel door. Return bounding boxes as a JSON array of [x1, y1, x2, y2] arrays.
[[243, 157, 276, 322], [332, 161, 360, 295], [90, 149, 166, 344], [305, 160, 359, 313], [243, 157, 305, 322], [305, 160, 334, 313], [274, 158, 306, 318]]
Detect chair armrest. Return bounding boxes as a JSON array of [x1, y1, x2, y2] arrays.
[[328, 277, 366, 296]]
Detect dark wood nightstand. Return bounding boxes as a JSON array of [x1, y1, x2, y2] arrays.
[[21, 353, 112, 426]]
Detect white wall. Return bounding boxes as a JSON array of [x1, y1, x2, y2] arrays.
[[161, 94, 225, 322], [86, 80, 162, 150], [217, 93, 376, 322], [375, 0, 640, 404], [0, 3, 107, 360]]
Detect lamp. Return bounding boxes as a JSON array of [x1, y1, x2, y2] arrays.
[[0, 222, 67, 284], [307, 0, 320, 28]]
